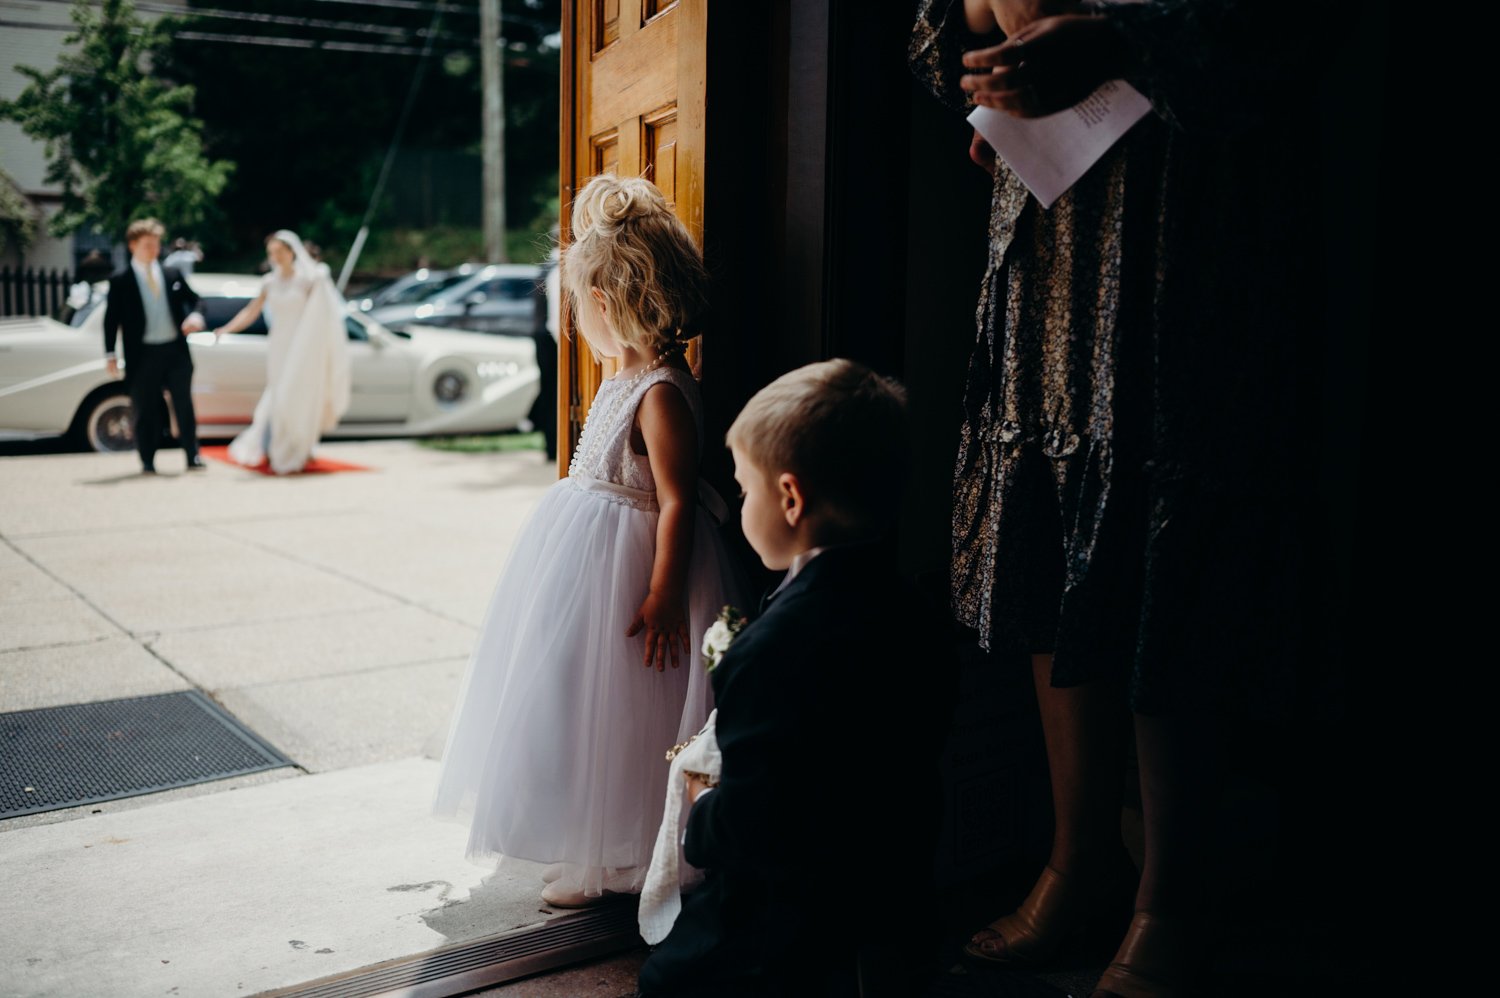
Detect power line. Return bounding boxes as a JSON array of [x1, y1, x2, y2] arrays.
[[297, 0, 555, 33], [173, 29, 458, 56], [144, 2, 472, 44], [0, 19, 69, 31], [8, 22, 555, 58], [4, 2, 557, 56], [336, 0, 445, 288], [303, 0, 476, 15], [19, 0, 554, 34], [17, 0, 474, 43]]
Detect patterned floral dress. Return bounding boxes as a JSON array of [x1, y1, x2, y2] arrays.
[[910, 0, 1324, 716]]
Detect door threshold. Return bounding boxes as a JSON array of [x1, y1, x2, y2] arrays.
[[252, 899, 642, 998]]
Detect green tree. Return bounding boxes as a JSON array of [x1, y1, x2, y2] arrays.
[[0, 0, 233, 240], [0, 169, 39, 255]]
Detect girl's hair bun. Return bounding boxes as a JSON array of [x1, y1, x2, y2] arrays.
[[561, 173, 708, 356], [574, 174, 668, 234]]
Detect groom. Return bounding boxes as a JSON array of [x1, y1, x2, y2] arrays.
[[104, 218, 208, 473]]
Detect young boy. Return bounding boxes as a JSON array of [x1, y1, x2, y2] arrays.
[[638, 359, 956, 998]]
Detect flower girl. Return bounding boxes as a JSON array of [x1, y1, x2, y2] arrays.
[[433, 174, 745, 906]]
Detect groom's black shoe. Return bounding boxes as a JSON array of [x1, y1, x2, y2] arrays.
[[141, 462, 156, 475], [186, 455, 207, 471]]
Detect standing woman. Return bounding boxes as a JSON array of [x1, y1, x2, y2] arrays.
[[910, 1, 1330, 995], [216, 230, 352, 474]]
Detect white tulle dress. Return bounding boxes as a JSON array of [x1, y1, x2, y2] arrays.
[[433, 365, 746, 898], [228, 232, 351, 474]]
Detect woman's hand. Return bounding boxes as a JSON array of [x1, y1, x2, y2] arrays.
[[984, 0, 1080, 38], [961, 14, 1133, 118], [626, 589, 691, 672], [970, 128, 998, 176]]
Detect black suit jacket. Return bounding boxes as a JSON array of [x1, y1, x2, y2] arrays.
[[640, 543, 956, 997], [103, 264, 200, 384]]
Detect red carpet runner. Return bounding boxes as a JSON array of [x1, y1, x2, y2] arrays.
[[199, 445, 373, 475]]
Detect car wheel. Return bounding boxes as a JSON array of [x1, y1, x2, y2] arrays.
[[433, 369, 469, 406], [79, 391, 137, 453]]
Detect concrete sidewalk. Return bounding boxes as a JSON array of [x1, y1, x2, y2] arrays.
[[0, 441, 578, 997]]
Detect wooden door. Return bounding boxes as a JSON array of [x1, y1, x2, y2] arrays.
[[558, 0, 708, 472]]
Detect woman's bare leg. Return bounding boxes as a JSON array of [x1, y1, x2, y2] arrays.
[[969, 654, 1127, 959]]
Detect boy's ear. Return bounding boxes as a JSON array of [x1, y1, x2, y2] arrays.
[[778, 472, 806, 527]]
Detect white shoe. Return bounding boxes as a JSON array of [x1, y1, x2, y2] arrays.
[[540, 881, 614, 909]]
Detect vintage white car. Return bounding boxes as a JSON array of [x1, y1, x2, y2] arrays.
[[0, 273, 540, 452]]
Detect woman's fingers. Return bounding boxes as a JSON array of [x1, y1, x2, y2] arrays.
[[973, 86, 1037, 114], [961, 73, 1027, 100], [960, 41, 1009, 70], [970, 130, 998, 176]]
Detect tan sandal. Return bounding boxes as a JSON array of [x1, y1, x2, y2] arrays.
[[1091, 912, 1192, 998], [964, 865, 1084, 965]]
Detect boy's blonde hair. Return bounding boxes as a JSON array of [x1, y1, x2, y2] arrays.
[[728, 359, 910, 532], [125, 218, 165, 244], [561, 174, 708, 355]]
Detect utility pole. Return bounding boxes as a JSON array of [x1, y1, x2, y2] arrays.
[[481, 0, 508, 263]]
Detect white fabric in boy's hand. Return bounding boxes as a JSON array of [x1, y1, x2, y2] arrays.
[[639, 710, 722, 944]]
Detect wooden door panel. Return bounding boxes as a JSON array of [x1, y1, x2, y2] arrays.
[[644, 107, 677, 202], [596, 0, 620, 51], [561, 0, 707, 471], [593, 128, 620, 178], [645, 0, 676, 21], [586, 19, 678, 140]]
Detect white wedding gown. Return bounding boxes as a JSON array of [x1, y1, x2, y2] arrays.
[[229, 243, 351, 474], [433, 365, 748, 899]]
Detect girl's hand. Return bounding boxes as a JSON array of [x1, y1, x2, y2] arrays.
[[626, 590, 691, 672], [960, 14, 1132, 119]]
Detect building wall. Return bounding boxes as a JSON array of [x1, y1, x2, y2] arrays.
[[1, 0, 188, 270]]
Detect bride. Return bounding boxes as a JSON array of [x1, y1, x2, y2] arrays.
[[216, 230, 352, 474]]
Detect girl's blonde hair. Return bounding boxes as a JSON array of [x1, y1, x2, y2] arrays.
[[561, 174, 708, 355]]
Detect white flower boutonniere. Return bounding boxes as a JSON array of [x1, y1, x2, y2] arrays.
[[701, 605, 748, 672]]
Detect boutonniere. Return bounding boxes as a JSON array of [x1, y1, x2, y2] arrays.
[[700, 605, 747, 672]]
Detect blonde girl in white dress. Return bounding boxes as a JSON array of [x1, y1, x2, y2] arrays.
[[433, 175, 746, 907]]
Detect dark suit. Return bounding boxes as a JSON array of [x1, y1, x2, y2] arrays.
[[639, 543, 956, 998], [103, 264, 201, 468]]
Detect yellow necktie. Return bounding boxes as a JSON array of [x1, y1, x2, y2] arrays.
[[146, 268, 159, 297]]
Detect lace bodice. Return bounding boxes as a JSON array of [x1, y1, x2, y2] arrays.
[[261, 267, 321, 328], [566, 366, 703, 505]]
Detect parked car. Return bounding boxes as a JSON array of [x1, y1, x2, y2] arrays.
[[368, 264, 541, 336], [351, 264, 480, 314], [0, 273, 540, 452]]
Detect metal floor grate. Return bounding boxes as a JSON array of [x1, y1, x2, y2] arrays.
[[1, 690, 292, 818]]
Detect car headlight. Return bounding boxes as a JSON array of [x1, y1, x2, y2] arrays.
[[414, 304, 436, 319], [477, 360, 521, 379], [434, 370, 469, 404]]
